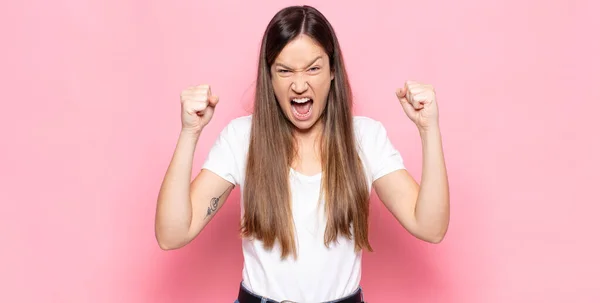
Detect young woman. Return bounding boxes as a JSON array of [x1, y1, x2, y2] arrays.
[[155, 5, 449, 303]]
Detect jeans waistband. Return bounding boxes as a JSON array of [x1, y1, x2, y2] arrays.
[[236, 282, 364, 303]]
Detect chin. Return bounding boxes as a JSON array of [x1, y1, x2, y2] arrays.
[[291, 120, 317, 131]]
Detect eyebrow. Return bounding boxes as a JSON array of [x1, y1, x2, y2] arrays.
[[274, 56, 323, 70]]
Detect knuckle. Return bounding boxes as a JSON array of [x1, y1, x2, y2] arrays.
[[196, 84, 210, 92], [181, 85, 211, 103], [196, 103, 208, 111], [183, 99, 197, 106], [186, 93, 207, 103]]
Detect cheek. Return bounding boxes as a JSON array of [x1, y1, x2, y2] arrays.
[[271, 79, 288, 105], [313, 77, 332, 101]]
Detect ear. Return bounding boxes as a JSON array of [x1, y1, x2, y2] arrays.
[[330, 69, 335, 81]]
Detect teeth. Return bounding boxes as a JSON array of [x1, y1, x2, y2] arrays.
[[292, 97, 311, 104]]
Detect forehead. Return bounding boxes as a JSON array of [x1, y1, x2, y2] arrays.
[[275, 34, 327, 67]]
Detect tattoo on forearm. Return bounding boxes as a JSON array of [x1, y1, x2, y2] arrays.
[[205, 185, 234, 218], [206, 197, 219, 217]]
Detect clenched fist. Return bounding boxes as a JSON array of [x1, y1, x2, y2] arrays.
[[180, 84, 219, 134], [396, 81, 439, 132]]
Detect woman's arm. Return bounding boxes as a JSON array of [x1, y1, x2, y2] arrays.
[[155, 129, 235, 250], [155, 85, 235, 250], [372, 81, 450, 243], [373, 126, 449, 243]]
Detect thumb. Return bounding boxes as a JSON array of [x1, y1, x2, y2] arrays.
[[395, 87, 407, 100], [396, 88, 414, 114], [207, 95, 219, 107], [399, 95, 414, 115]]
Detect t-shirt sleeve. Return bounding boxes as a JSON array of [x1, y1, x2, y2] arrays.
[[363, 120, 406, 182], [201, 121, 240, 185]]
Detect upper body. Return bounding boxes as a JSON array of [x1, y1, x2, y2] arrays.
[[155, 5, 450, 303], [201, 114, 405, 301]]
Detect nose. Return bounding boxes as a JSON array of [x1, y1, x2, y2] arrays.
[[291, 74, 308, 94]]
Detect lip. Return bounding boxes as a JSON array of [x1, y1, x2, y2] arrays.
[[291, 102, 313, 121], [289, 95, 313, 102], [289, 95, 314, 122]]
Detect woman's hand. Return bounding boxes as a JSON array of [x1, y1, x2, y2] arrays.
[[180, 84, 219, 134], [396, 81, 439, 132]]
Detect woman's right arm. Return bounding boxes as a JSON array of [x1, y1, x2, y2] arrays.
[[154, 85, 234, 250]]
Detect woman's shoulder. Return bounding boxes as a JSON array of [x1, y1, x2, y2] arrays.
[[352, 115, 386, 135], [352, 115, 379, 125], [227, 114, 253, 128], [219, 115, 253, 137], [225, 115, 252, 133]]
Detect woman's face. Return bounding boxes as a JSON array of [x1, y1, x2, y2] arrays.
[[271, 34, 334, 132]]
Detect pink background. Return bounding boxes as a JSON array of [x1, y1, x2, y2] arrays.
[[2, 0, 599, 302]]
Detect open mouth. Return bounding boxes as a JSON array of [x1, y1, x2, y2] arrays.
[[290, 97, 313, 119]]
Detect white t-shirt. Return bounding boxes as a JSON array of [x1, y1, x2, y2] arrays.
[[202, 115, 405, 302]]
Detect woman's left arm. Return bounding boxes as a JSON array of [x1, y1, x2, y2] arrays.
[[373, 81, 450, 243]]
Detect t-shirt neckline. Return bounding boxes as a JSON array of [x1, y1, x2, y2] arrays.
[[289, 167, 322, 182]]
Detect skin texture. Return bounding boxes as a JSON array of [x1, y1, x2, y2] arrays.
[[271, 35, 334, 138]]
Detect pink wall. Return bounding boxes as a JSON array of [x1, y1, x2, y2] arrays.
[[2, 0, 599, 302]]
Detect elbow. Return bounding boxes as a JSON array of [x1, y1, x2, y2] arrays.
[[156, 237, 187, 251], [155, 229, 189, 251], [157, 240, 181, 251], [417, 212, 450, 244], [418, 225, 448, 244], [426, 233, 445, 244]]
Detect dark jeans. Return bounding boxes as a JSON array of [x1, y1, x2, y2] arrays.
[[234, 282, 364, 303]]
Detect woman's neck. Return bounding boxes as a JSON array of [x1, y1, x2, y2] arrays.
[[293, 117, 323, 140], [291, 121, 323, 175]]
